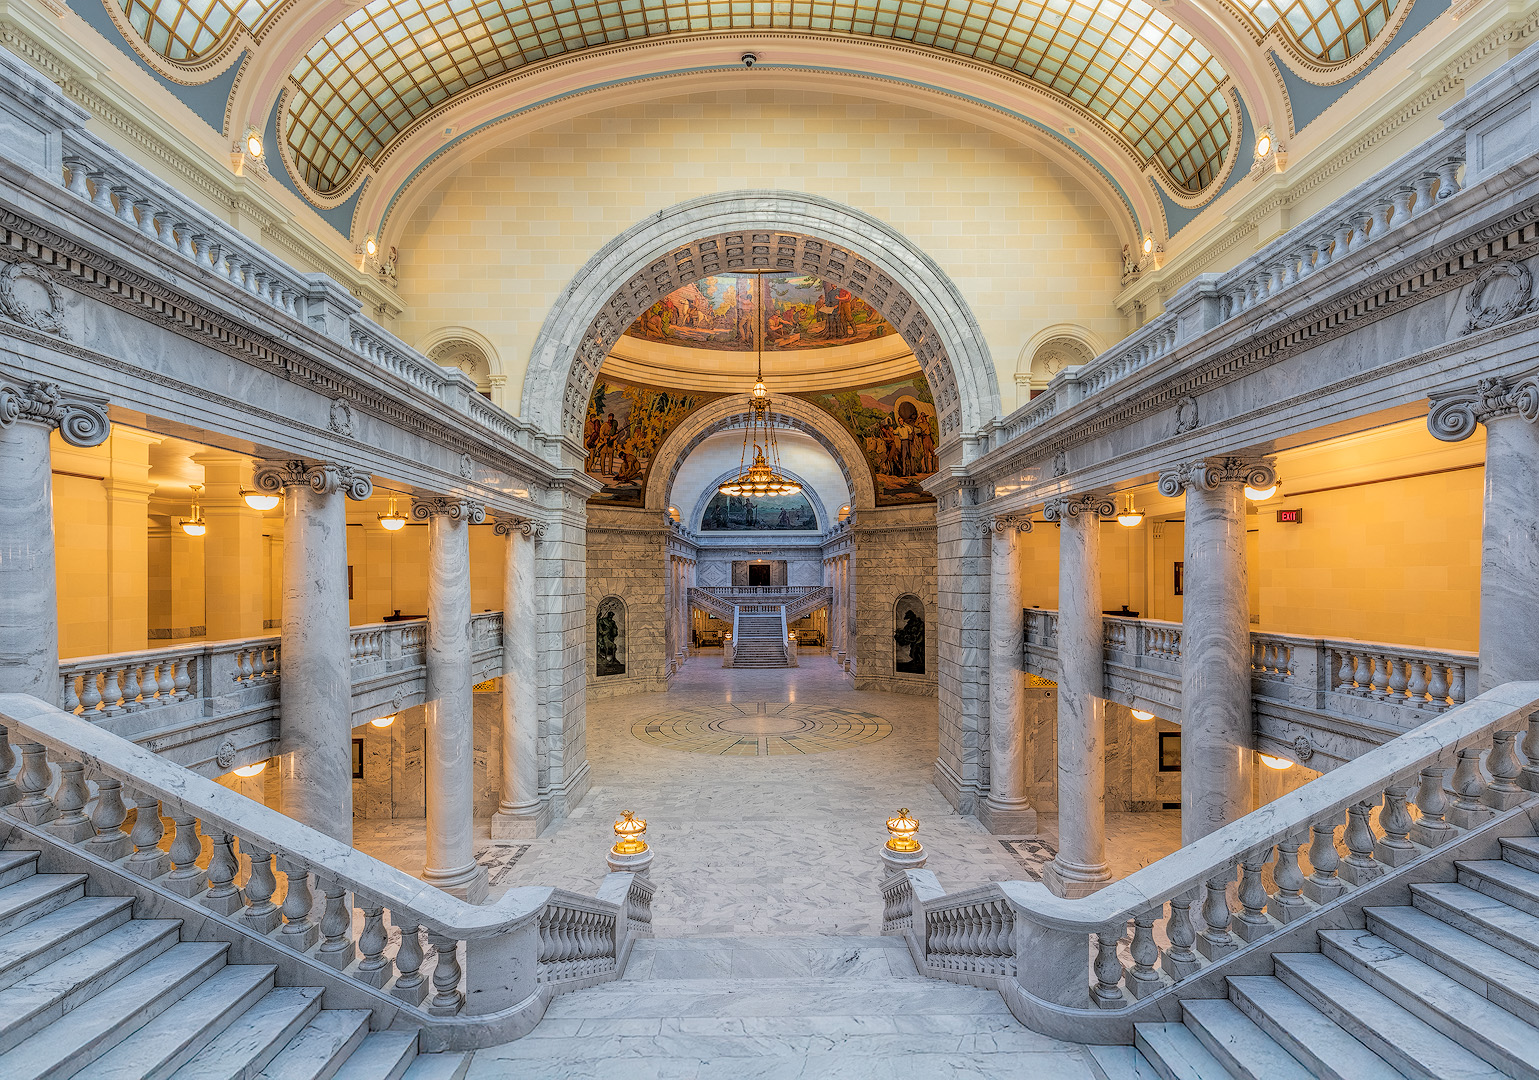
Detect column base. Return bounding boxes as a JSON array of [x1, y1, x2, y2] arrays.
[[1041, 858, 1111, 899], [976, 801, 1037, 835], [423, 862, 488, 904], [491, 803, 552, 840]]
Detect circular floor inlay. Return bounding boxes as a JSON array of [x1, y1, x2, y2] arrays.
[[631, 702, 892, 756]]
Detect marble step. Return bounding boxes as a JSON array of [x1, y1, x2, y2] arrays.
[[398, 1052, 472, 1080], [257, 1008, 370, 1080], [1500, 835, 1539, 873], [1133, 1022, 1235, 1080], [0, 940, 229, 1080], [0, 848, 39, 890], [0, 917, 182, 1055], [167, 985, 325, 1080], [543, 976, 1015, 1019], [0, 896, 134, 991], [1409, 881, 1539, 969], [1271, 951, 1507, 1080], [1317, 927, 1539, 1079], [1455, 859, 1539, 919], [1179, 997, 1312, 1080], [624, 936, 919, 980], [0, 873, 88, 937], [1366, 903, 1539, 1027], [1086, 1044, 1165, 1080], [329, 1030, 418, 1080], [1224, 975, 1405, 1080], [73, 962, 279, 1080]]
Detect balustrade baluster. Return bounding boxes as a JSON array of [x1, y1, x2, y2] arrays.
[[80, 671, 102, 714], [1126, 909, 1162, 999], [1447, 746, 1495, 829], [1412, 172, 1439, 216], [1303, 813, 1345, 903], [204, 828, 244, 914], [1196, 867, 1238, 960], [355, 906, 390, 988], [47, 760, 94, 842], [63, 155, 92, 198], [101, 666, 125, 715], [124, 791, 169, 878], [1333, 650, 1352, 691], [1390, 186, 1415, 228], [1428, 662, 1451, 708], [1387, 655, 1409, 701], [1374, 783, 1417, 867], [1448, 665, 1468, 706], [1339, 801, 1383, 885], [278, 858, 320, 949], [428, 934, 465, 1015], [1162, 889, 1201, 980], [14, 742, 58, 825], [1091, 928, 1127, 1008], [87, 775, 131, 859], [1435, 157, 1463, 201], [1409, 765, 1455, 846], [1351, 652, 1372, 694], [1234, 850, 1274, 942], [62, 673, 81, 714], [316, 881, 356, 969], [1485, 730, 1525, 810], [1521, 715, 1539, 793], [1370, 655, 1391, 698], [391, 919, 429, 1005], [1267, 830, 1310, 923], [0, 727, 18, 808], [1406, 660, 1430, 707], [242, 842, 282, 932], [163, 809, 206, 896]]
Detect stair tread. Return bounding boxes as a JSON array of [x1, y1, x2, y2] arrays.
[[257, 1009, 370, 1080], [1086, 1044, 1164, 1080], [1273, 951, 1507, 1080], [1134, 1022, 1233, 1080], [1367, 904, 1539, 1007], [1319, 927, 1539, 1076], [0, 850, 38, 875], [328, 1031, 418, 1080], [1225, 976, 1405, 1080], [0, 919, 182, 1041], [1500, 836, 1539, 859], [400, 1052, 472, 1080], [1181, 998, 1312, 1080], [75, 963, 278, 1080], [1413, 882, 1539, 943], [0, 896, 134, 987], [0, 941, 230, 1080], [0, 873, 86, 930], [168, 986, 324, 1080], [1456, 859, 1539, 902]]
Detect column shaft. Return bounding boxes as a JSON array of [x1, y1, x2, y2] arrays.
[[1479, 414, 1539, 689], [1181, 481, 1254, 843], [493, 527, 542, 837], [1043, 510, 1109, 895], [980, 522, 1036, 832], [0, 421, 57, 698]]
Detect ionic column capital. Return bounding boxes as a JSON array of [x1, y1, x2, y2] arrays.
[[1041, 493, 1116, 521], [987, 514, 1034, 534], [493, 516, 546, 539], [253, 459, 373, 500], [1428, 374, 1539, 442], [411, 496, 486, 523], [0, 380, 108, 447], [1157, 456, 1276, 497]]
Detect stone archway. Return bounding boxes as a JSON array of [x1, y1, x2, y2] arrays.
[[521, 192, 1001, 456], [687, 465, 832, 536]]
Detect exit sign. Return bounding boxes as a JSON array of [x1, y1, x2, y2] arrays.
[[1276, 508, 1303, 523]]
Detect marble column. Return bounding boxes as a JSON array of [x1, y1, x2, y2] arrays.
[[1041, 494, 1116, 897], [979, 515, 1037, 833], [256, 459, 372, 843], [1159, 458, 1272, 844], [414, 496, 488, 902], [0, 381, 109, 698], [1430, 375, 1539, 689], [492, 517, 545, 838]]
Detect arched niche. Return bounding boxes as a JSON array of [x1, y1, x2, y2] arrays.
[[894, 594, 927, 675], [1016, 326, 1101, 397], [594, 595, 627, 677]]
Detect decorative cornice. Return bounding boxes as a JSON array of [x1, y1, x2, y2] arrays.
[[1157, 456, 1277, 496], [493, 516, 547, 539], [253, 458, 373, 500], [1040, 493, 1116, 521], [411, 496, 487, 523], [0, 379, 108, 446], [1428, 373, 1539, 442]]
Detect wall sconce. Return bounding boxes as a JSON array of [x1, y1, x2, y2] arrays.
[[241, 489, 281, 511], [1131, 709, 1155, 722], [232, 761, 266, 777], [885, 808, 921, 853], [1244, 481, 1279, 501], [1116, 493, 1144, 528], [370, 714, 396, 729], [378, 494, 408, 531], [1142, 235, 1154, 256], [179, 485, 206, 536], [244, 130, 263, 160], [1259, 752, 1295, 771]]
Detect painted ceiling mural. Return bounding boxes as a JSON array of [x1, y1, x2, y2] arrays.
[[625, 273, 895, 352], [585, 377, 718, 507], [798, 375, 938, 506]]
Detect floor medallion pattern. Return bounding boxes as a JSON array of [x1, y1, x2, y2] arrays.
[[630, 701, 892, 756]]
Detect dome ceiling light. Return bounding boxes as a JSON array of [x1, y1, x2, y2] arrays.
[[1116, 493, 1144, 527], [719, 272, 801, 501]]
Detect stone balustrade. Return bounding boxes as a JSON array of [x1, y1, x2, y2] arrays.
[[0, 692, 652, 1047], [54, 615, 502, 774], [882, 680, 1539, 1041]]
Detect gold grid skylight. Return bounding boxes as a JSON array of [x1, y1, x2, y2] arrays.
[[114, 0, 283, 63], [1237, 0, 1402, 62], [285, 0, 1233, 196]]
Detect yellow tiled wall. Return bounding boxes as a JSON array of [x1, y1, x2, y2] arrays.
[[344, 523, 504, 626], [394, 89, 1128, 416]]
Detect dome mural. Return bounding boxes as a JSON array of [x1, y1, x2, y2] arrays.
[[625, 273, 895, 352]]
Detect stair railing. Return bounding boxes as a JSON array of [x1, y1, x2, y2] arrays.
[[881, 681, 1539, 1042], [0, 692, 653, 1047]]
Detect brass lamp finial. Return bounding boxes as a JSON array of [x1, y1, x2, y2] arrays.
[[612, 810, 648, 856], [885, 808, 921, 853]]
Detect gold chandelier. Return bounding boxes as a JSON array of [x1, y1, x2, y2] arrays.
[[719, 271, 802, 499]]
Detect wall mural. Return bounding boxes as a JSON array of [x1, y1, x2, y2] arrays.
[[701, 490, 819, 531], [626, 273, 895, 351], [585, 377, 716, 506], [800, 375, 939, 505]]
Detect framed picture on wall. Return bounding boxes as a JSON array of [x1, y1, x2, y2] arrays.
[[1173, 561, 1184, 596], [352, 738, 364, 779], [1158, 731, 1182, 772]]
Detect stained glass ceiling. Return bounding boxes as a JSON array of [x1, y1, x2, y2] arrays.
[[284, 0, 1233, 196], [114, 0, 283, 62], [1234, 0, 1400, 63]]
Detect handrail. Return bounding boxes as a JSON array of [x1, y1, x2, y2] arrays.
[[0, 690, 648, 1043]]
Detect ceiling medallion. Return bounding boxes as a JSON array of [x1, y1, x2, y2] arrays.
[[718, 272, 801, 501]]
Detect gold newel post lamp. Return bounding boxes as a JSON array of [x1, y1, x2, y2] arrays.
[[607, 809, 653, 875], [880, 807, 928, 875]]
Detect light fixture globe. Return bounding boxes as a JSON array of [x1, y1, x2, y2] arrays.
[[232, 761, 266, 778], [378, 493, 408, 531], [885, 808, 921, 853], [1259, 752, 1296, 771], [241, 489, 281, 511], [1244, 483, 1278, 501], [179, 484, 207, 537], [611, 810, 648, 855], [1115, 493, 1143, 527]]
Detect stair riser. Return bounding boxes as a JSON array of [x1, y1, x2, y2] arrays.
[[1181, 1014, 1292, 1080], [1132, 1026, 1218, 1080], [0, 880, 86, 937], [1499, 841, 1539, 875], [1410, 891, 1539, 970], [1458, 866, 1539, 919], [0, 855, 40, 890], [1365, 911, 1539, 1031], [1225, 986, 1366, 1080], [175, 994, 325, 1080], [133, 971, 279, 1080], [1271, 961, 1445, 1080], [1316, 936, 1539, 1080], [271, 1015, 369, 1080], [0, 900, 134, 991]]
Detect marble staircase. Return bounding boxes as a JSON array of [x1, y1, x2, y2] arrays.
[[0, 844, 470, 1080], [730, 614, 789, 668], [1090, 829, 1539, 1080]]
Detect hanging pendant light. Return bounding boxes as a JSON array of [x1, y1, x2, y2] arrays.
[[719, 271, 801, 500], [378, 492, 408, 531], [179, 484, 207, 536]]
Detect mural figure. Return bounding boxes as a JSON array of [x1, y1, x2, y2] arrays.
[[701, 490, 818, 531], [894, 599, 926, 674], [802, 375, 939, 505], [584, 378, 715, 505], [596, 597, 626, 676], [625, 273, 894, 351]]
